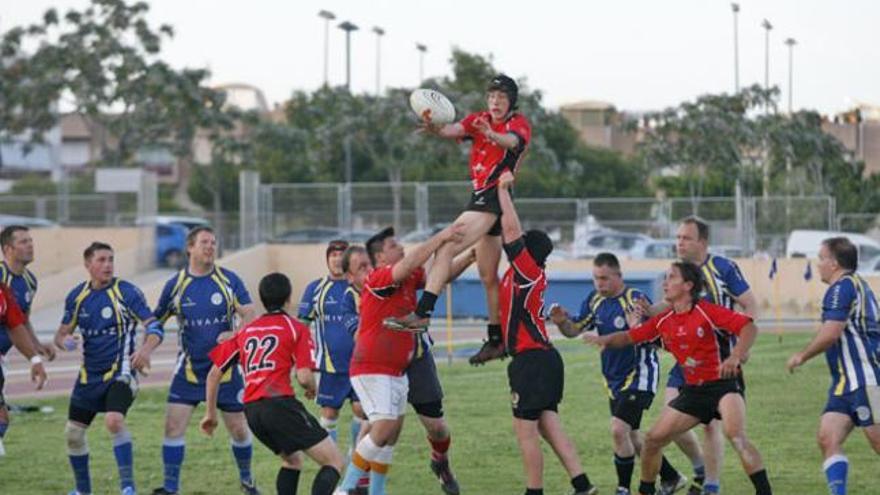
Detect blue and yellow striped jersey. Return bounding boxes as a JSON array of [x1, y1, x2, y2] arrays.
[[822, 273, 880, 396], [0, 261, 37, 354], [298, 277, 356, 374]]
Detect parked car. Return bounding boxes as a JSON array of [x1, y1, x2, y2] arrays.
[[400, 223, 450, 243], [0, 214, 57, 228], [859, 255, 880, 274], [140, 215, 210, 267], [630, 239, 677, 259], [786, 230, 880, 261], [710, 245, 746, 259], [574, 231, 655, 259]]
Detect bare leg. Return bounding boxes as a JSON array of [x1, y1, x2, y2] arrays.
[[640, 406, 700, 490], [538, 410, 586, 478], [475, 234, 502, 326], [513, 417, 544, 489]]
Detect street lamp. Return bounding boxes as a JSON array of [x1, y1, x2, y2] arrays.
[[318, 10, 335, 86], [785, 38, 797, 114], [372, 26, 385, 95], [761, 19, 773, 97], [338, 21, 359, 90], [731, 3, 740, 93], [416, 43, 427, 85]]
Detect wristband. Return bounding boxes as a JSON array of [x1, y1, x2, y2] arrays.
[[30, 355, 43, 365], [145, 320, 165, 342]]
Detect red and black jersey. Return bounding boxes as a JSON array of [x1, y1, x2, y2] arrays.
[[628, 300, 752, 386], [460, 111, 531, 192], [350, 265, 425, 377], [0, 283, 26, 330], [499, 237, 552, 355], [208, 311, 315, 403]]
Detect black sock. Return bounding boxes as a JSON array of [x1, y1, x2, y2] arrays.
[[524, 489, 543, 495], [659, 455, 679, 482], [276, 467, 300, 495], [415, 291, 439, 318], [487, 323, 502, 344], [311, 465, 340, 495], [749, 469, 772, 495], [638, 480, 656, 494], [571, 473, 591, 491], [614, 454, 636, 489]]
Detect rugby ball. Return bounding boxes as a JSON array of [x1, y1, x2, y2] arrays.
[[409, 89, 455, 125]]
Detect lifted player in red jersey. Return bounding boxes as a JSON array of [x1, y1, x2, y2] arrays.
[[388, 75, 530, 367], [201, 273, 343, 495], [585, 262, 772, 495]]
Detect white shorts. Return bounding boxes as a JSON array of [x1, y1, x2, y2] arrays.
[[350, 374, 408, 422]]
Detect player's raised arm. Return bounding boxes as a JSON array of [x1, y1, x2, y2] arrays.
[[496, 171, 521, 243], [548, 304, 582, 338], [390, 224, 465, 284], [421, 120, 466, 139]]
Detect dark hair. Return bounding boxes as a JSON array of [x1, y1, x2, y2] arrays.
[[822, 237, 858, 271], [593, 252, 621, 272], [524, 229, 553, 266], [672, 261, 704, 303], [0, 225, 29, 250], [487, 74, 519, 111], [259, 272, 292, 312], [342, 245, 367, 273], [680, 216, 709, 241], [366, 226, 395, 267], [326, 239, 349, 259], [83, 242, 113, 260], [186, 226, 215, 247]]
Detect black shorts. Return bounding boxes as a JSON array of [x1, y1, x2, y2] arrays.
[[609, 391, 655, 430], [508, 347, 564, 420], [245, 396, 328, 456], [464, 187, 507, 236], [406, 351, 445, 418], [670, 379, 742, 425], [68, 380, 135, 426]]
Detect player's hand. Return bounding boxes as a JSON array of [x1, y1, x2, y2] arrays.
[[131, 348, 152, 374], [582, 331, 603, 347], [498, 171, 515, 190], [56, 334, 78, 352], [548, 304, 569, 326], [719, 355, 741, 379], [31, 362, 47, 390], [473, 115, 491, 135], [199, 415, 219, 436], [216, 331, 234, 343], [38, 342, 57, 361], [417, 109, 441, 134], [304, 385, 316, 401], [786, 352, 804, 373], [634, 296, 652, 317], [624, 305, 644, 329]]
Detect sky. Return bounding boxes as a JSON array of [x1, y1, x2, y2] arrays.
[[2, 0, 878, 115]]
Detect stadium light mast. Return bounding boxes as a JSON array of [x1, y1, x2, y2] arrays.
[[372, 26, 385, 95], [416, 43, 428, 85], [338, 21, 359, 90], [761, 19, 773, 101], [731, 3, 740, 93], [785, 37, 797, 114], [318, 10, 335, 86]]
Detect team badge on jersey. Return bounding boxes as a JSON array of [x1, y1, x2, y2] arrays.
[[211, 292, 223, 305], [101, 307, 113, 319], [696, 326, 705, 338], [614, 316, 625, 329]]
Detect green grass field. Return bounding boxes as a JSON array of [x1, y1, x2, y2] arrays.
[[2, 333, 877, 494]]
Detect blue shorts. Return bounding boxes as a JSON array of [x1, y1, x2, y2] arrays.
[[70, 374, 136, 414], [167, 368, 245, 413], [317, 372, 359, 409], [666, 364, 685, 389], [824, 386, 880, 427], [0, 328, 12, 355]]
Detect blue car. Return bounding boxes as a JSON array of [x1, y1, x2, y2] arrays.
[[151, 216, 210, 267]]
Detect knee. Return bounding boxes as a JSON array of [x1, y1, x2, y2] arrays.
[[65, 422, 88, 454], [816, 429, 838, 455], [477, 266, 499, 285], [104, 414, 125, 435], [281, 452, 303, 470], [228, 419, 250, 442], [610, 422, 630, 446], [643, 430, 664, 451]]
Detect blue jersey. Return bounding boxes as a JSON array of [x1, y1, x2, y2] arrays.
[[0, 262, 37, 354], [574, 287, 659, 398], [298, 277, 356, 374], [822, 274, 880, 396], [62, 279, 153, 384], [154, 266, 252, 384], [700, 254, 750, 348]]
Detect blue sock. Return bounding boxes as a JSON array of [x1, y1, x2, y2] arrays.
[[339, 460, 368, 490], [823, 454, 848, 495], [350, 418, 362, 450], [703, 481, 720, 493], [370, 469, 388, 495], [112, 430, 134, 490], [231, 439, 254, 484], [162, 437, 186, 492], [0, 421, 8, 438], [69, 453, 92, 494]]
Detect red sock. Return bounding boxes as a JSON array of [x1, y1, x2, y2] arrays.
[[428, 435, 451, 461]]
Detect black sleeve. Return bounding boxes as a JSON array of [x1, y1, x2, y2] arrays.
[[503, 236, 526, 262]]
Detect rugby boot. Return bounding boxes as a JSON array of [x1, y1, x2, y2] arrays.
[[383, 313, 430, 332], [468, 340, 507, 365], [429, 458, 461, 495]]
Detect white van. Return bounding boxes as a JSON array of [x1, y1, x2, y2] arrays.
[[786, 230, 880, 262]]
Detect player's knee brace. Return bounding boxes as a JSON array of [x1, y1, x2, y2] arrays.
[[65, 422, 89, 455], [355, 435, 383, 462]]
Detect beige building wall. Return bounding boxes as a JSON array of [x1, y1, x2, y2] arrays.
[[30, 227, 153, 278]]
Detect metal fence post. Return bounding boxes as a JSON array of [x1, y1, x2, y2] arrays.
[[416, 183, 429, 231], [239, 170, 261, 248]]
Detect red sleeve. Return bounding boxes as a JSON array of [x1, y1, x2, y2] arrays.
[[508, 114, 531, 145], [628, 313, 662, 344], [701, 302, 752, 336], [208, 335, 240, 370], [460, 112, 479, 137], [366, 265, 398, 298], [509, 243, 542, 282], [291, 319, 316, 370], [1, 287, 26, 328]]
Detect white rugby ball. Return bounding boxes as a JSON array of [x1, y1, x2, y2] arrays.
[[409, 89, 455, 125]]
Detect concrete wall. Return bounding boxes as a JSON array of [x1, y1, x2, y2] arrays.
[[30, 227, 153, 277]]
